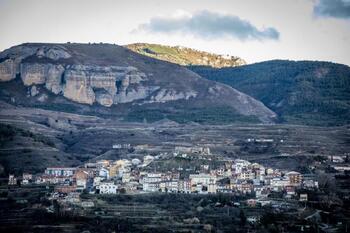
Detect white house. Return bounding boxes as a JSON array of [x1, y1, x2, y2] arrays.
[[99, 182, 117, 194], [271, 177, 290, 191], [99, 167, 110, 179], [45, 167, 76, 177]]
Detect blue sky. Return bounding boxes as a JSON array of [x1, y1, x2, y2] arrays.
[[0, 0, 349, 65]]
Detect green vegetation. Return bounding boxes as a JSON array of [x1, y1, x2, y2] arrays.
[[127, 43, 245, 68], [125, 107, 260, 124], [190, 60, 350, 126], [0, 123, 55, 147]]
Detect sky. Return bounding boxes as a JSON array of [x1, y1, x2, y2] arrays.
[[0, 0, 349, 65]]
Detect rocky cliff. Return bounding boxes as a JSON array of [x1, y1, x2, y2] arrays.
[[0, 43, 276, 123]]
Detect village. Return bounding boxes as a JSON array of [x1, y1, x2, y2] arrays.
[[3, 144, 350, 232], [8, 145, 319, 201]]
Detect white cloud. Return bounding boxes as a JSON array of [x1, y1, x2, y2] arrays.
[[135, 10, 280, 41]]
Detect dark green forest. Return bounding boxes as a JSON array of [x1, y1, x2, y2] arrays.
[[190, 60, 350, 126]]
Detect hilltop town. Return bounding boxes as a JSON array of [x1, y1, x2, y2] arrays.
[[8, 145, 318, 197]]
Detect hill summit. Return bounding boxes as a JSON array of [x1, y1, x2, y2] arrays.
[[126, 43, 246, 68]]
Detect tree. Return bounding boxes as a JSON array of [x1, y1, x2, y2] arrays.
[[239, 209, 246, 226]]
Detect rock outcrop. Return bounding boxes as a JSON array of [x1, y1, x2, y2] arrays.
[[0, 59, 17, 81]]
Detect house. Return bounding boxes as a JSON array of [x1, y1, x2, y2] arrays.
[[190, 173, 217, 186], [74, 170, 89, 191], [22, 173, 32, 185], [239, 169, 255, 180], [98, 182, 117, 194], [285, 186, 296, 197], [208, 182, 217, 194], [254, 186, 270, 198], [8, 174, 17, 185], [122, 172, 131, 183], [232, 180, 253, 194], [247, 199, 257, 207], [247, 216, 260, 224], [108, 164, 120, 178], [93, 176, 102, 187], [81, 201, 95, 208], [37, 175, 72, 184], [143, 182, 160, 192], [96, 160, 110, 169], [45, 167, 76, 177], [234, 159, 251, 174], [99, 167, 109, 179], [286, 171, 302, 186], [160, 181, 179, 193], [271, 177, 290, 191], [300, 193, 308, 202], [178, 179, 191, 193], [142, 173, 162, 192], [190, 173, 217, 193], [55, 185, 77, 194]]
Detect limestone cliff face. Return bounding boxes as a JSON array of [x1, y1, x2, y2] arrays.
[[0, 44, 198, 107], [0, 59, 17, 81]]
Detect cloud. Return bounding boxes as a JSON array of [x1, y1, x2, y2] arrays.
[[135, 10, 279, 41], [314, 0, 350, 19]]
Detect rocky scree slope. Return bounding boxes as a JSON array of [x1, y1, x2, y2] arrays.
[[0, 43, 276, 123]]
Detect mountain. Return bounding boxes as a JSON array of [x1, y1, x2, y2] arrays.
[[0, 42, 277, 173], [126, 43, 246, 68], [0, 43, 276, 124], [190, 60, 350, 126]]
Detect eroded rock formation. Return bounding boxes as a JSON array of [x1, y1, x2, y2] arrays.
[[0, 45, 201, 107]]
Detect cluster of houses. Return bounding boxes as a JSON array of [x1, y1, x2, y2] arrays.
[[8, 146, 319, 200]]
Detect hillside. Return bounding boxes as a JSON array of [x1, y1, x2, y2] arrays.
[[190, 60, 350, 126], [0, 43, 276, 124], [126, 43, 246, 68]]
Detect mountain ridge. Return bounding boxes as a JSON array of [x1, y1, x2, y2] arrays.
[[126, 43, 246, 68], [190, 60, 350, 126]]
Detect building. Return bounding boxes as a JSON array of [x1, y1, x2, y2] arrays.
[[45, 167, 76, 177], [99, 182, 117, 194], [8, 174, 17, 185], [285, 186, 296, 197], [178, 179, 191, 193], [174, 146, 210, 155], [234, 159, 251, 174], [160, 181, 179, 193], [96, 160, 110, 169], [75, 170, 89, 191], [208, 182, 217, 194], [286, 171, 302, 186], [22, 173, 32, 185], [122, 172, 131, 183], [37, 175, 72, 184], [55, 185, 77, 194], [99, 167, 109, 179], [300, 193, 308, 202], [271, 177, 290, 191], [142, 173, 162, 192], [190, 173, 217, 194], [190, 173, 217, 186], [143, 182, 160, 192]]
